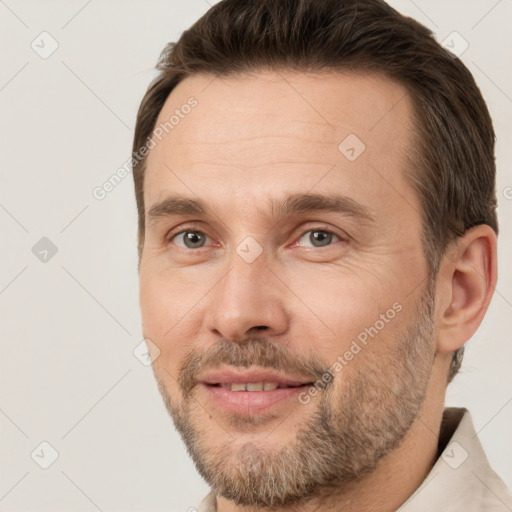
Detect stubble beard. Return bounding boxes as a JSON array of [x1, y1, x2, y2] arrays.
[[154, 287, 436, 509]]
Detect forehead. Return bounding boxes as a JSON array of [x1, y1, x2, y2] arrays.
[[144, 70, 419, 225]]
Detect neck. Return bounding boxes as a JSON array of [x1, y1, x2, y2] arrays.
[[216, 357, 449, 512]]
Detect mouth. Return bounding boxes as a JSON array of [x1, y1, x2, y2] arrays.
[[198, 368, 315, 415], [207, 382, 308, 391]]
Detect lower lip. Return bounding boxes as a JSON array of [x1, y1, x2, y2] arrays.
[[200, 383, 311, 415]]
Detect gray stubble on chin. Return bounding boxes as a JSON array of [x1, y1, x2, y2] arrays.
[[153, 291, 435, 508]]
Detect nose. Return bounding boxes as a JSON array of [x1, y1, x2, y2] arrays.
[[204, 247, 289, 343]]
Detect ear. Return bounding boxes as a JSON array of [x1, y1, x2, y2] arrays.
[[435, 224, 497, 354]]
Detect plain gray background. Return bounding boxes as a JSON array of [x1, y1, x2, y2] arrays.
[[1, 0, 511, 510]]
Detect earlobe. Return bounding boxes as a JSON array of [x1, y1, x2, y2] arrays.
[[436, 225, 497, 354]]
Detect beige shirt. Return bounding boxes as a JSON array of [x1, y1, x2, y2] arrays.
[[197, 407, 512, 511]]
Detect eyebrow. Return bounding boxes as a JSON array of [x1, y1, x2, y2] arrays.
[[146, 192, 376, 226]]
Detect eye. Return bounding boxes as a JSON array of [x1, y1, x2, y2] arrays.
[[166, 226, 345, 252], [297, 229, 342, 248], [171, 230, 211, 249]]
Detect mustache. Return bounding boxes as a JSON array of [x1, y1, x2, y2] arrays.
[[178, 337, 331, 397]]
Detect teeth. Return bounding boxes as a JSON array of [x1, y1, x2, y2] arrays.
[[220, 382, 283, 391]]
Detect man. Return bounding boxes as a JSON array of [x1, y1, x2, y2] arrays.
[[131, 0, 512, 510]]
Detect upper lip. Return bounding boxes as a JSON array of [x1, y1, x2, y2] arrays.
[[198, 367, 314, 386]]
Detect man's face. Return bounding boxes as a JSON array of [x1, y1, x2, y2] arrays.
[[139, 71, 437, 507]]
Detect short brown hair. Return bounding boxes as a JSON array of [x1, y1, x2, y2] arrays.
[[132, 0, 498, 382]]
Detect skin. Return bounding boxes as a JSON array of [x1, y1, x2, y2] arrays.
[[138, 70, 497, 511]]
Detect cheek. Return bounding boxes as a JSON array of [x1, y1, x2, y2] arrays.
[[139, 270, 199, 373], [139, 264, 204, 331], [281, 264, 395, 352], [282, 264, 417, 389], [139, 273, 169, 337]]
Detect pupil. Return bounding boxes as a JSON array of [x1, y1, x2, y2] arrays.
[[311, 231, 331, 247], [185, 232, 204, 248]]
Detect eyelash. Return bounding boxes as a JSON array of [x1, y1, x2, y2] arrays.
[[165, 224, 346, 251]]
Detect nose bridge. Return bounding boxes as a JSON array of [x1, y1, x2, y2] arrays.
[[222, 248, 266, 307], [206, 239, 288, 341]]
